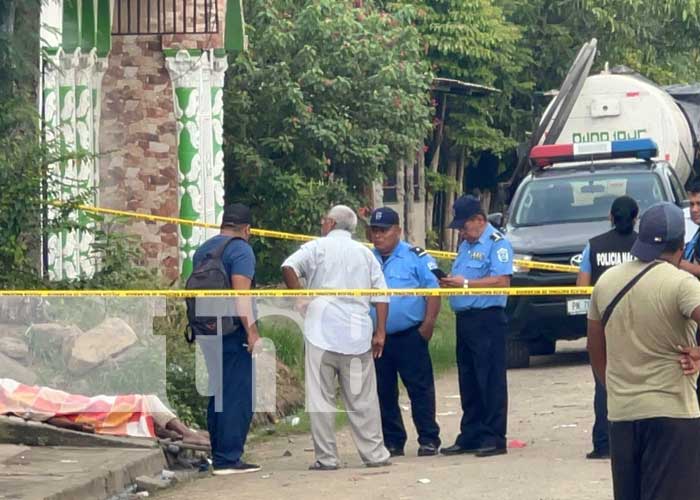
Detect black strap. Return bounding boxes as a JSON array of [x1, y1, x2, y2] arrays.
[[206, 236, 242, 260], [601, 262, 662, 328]]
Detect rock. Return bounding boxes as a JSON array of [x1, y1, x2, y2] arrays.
[[251, 360, 304, 427], [0, 298, 47, 324], [0, 336, 29, 360], [28, 323, 82, 360], [66, 318, 138, 375], [0, 324, 29, 338], [135, 475, 171, 493], [0, 352, 37, 385], [282, 450, 292, 457]]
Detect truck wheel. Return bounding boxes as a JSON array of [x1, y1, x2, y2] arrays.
[[529, 339, 556, 356], [506, 339, 530, 369]]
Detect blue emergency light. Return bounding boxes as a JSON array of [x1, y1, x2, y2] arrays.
[[530, 138, 659, 167]]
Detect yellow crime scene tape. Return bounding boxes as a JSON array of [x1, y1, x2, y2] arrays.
[[0, 287, 592, 298], [64, 204, 580, 274]]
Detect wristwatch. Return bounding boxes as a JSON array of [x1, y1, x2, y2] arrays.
[[463, 279, 469, 288]]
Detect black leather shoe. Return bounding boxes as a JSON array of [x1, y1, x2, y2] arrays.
[[387, 447, 405, 457], [439, 444, 480, 456], [417, 444, 439, 457], [586, 449, 610, 460], [475, 446, 507, 458]]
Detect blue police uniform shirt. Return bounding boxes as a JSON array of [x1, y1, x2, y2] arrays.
[[449, 223, 513, 311], [371, 240, 439, 334], [684, 229, 700, 262], [192, 235, 256, 281], [580, 243, 592, 274]]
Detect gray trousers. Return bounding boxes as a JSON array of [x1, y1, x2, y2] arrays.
[[305, 341, 390, 466]]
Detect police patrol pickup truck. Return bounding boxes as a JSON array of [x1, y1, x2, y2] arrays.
[[500, 138, 694, 368]]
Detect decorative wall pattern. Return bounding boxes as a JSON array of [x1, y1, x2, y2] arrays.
[[166, 49, 227, 279]]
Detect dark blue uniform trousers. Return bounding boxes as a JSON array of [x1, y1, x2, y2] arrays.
[[455, 308, 508, 449], [375, 326, 441, 449], [592, 373, 609, 453], [201, 331, 253, 469]]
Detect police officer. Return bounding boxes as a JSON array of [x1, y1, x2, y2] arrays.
[[439, 195, 512, 458], [680, 180, 700, 404], [681, 179, 700, 275], [576, 195, 638, 460], [369, 207, 442, 457]]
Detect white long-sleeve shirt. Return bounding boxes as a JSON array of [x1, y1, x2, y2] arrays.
[[282, 229, 389, 355]]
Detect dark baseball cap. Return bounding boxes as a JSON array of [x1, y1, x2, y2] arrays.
[[448, 195, 483, 229], [369, 207, 400, 228], [631, 202, 685, 261], [222, 203, 252, 226]]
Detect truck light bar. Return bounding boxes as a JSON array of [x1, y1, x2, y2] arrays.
[[530, 139, 658, 167]]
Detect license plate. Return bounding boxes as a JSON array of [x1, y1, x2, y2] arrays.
[[566, 299, 590, 316]]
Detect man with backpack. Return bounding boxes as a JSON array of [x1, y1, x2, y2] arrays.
[[189, 203, 260, 475]]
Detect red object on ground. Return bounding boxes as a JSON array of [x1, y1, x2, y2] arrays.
[[508, 439, 527, 449]]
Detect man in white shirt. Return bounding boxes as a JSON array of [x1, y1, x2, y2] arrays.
[[282, 205, 392, 470]]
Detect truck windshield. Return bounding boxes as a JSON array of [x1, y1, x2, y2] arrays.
[[513, 172, 665, 226]]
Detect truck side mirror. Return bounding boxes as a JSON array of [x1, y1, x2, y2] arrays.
[[488, 212, 504, 228]]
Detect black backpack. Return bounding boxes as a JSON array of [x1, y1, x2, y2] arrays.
[[184, 237, 243, 343]]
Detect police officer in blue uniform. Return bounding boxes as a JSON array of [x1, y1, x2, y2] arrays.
[[682, 180, 700, 275], [369, 207, 442, 457], [681, 180, 700, 404], [439, 195, 513, 458]]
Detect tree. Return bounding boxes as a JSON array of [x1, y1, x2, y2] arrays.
[[384, 0, 529, 247], [223, 0, 434, 282]]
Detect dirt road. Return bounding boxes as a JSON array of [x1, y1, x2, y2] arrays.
[[161, 339, 613, 500]]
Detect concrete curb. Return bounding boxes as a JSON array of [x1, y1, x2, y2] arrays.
[[1, 445, 167, 500]]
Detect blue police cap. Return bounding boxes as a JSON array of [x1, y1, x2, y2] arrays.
[[449, 195, 483, 229], [370, 207, 400, 228]]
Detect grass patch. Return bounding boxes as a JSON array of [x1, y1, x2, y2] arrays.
[[428, 298, 457, 375], [248, 298, 456, 441]]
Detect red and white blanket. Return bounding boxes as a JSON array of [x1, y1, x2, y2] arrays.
[[0, 378, 156, 438]]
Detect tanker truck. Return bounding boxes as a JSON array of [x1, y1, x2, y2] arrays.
[[543, 66, 697, 184], [495, 47, 700, 368]]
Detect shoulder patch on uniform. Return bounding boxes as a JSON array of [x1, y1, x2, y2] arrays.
[[490, 232, 504, 242], [410, 246, 428, 257], [497, 247, 510, 263]]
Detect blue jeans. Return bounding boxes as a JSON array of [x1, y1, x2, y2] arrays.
[[200, 331, 253, 468]]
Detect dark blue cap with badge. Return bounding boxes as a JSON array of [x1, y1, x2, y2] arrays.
[[449, 195, 483, 229], [370, 207, 400, 228], [631, 201, 685, 261]]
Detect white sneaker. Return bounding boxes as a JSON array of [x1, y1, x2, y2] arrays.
[[212, 462, 261, 475]]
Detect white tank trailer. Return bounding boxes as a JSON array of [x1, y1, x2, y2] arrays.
[[543, 69, 697, 184]]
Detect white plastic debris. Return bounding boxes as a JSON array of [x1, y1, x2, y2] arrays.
[[554, 424, 578, 429], [60, 459, 78, 464], [417, 478, 431, 484], [161, 470, 176, 480], [436, 411, 457, 416], [290, 416, 300, 426]]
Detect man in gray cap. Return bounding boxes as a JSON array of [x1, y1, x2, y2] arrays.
[[587, 201, 700, 500]]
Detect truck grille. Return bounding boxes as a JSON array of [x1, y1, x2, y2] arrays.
[[531, 253, 578, 274]]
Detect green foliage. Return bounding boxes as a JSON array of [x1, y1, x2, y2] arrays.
[[224, 0, 434, 282], [501, 0, 700, 91], [389, 0, 531, 162]]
